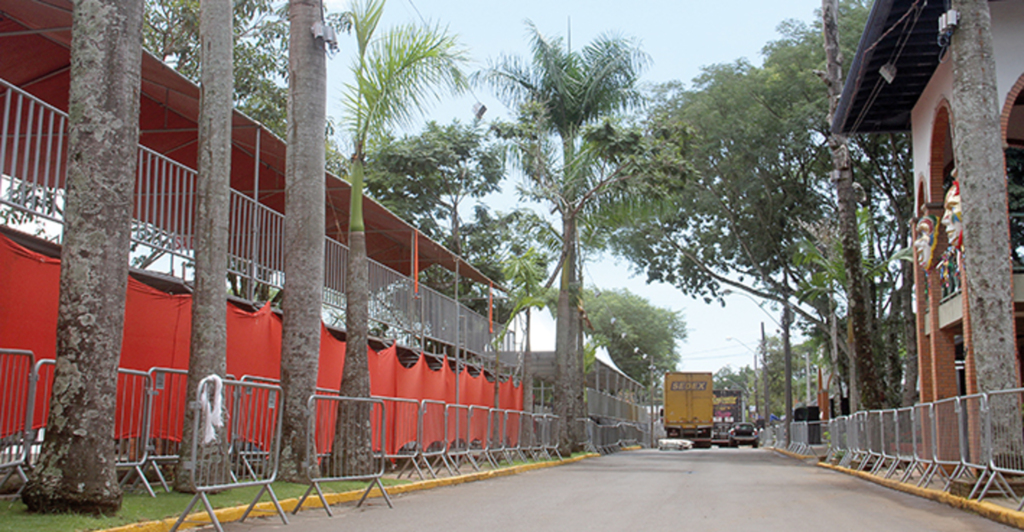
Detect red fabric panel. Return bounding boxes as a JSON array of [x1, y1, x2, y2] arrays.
[[393, 353, 425, 400], [316, 325, 345, 390], [0, 233, 59, 360], [495, 380, 512, 409], [369, 344, 397, 397], [419, 355, 448, 403], [120, 278, 191, 371], [226, 302, 281, 380]]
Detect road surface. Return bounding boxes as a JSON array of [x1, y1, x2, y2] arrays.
[[228, 448, 1013, 531]]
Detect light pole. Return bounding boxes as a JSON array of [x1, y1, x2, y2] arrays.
[[726, 336, 759, 422], [723, 288, 793, 446]]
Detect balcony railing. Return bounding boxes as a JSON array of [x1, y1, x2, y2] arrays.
[[0, 77, 515, 360]]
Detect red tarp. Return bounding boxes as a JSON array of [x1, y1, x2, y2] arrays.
[[0, 231, 521, 439]]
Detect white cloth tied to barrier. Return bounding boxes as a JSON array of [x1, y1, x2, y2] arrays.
[[199, 374, 224, 444]]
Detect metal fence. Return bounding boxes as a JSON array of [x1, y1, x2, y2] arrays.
[[823, 387, 1024, 509], [294, 394, 391, 516], [0, 349, 33, 493], [170, 376, 287, 532], [1, 76, 517, 364]]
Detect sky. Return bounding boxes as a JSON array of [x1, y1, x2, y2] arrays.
[[320, 0, 826, 375]]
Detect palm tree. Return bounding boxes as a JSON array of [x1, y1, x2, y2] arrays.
[[498, 247, 551, 411], [335, 0, 466, 471], [479, 22, 648, 452]]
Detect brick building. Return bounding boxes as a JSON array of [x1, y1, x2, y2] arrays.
[[833, 0, 1024, 401]]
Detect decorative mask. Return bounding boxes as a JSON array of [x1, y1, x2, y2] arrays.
[[941, 180, 963, 250], [914, 215, 939, 269]]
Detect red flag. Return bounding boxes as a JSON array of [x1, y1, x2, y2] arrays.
[[413, 231, 419, 295]]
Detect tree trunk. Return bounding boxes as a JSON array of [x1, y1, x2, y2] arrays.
[[524, 309, 534, 412], [554, 212, 581, 454], [337, 226, 373, 473], [821, 0, 882, 410], [950, 0, 1018, 393], [21, 0, 143, 514], [174, 0, 233, 493], [279, 0, 326, 483]]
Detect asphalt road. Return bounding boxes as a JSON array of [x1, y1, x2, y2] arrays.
[[228, 448, 1014, 532]]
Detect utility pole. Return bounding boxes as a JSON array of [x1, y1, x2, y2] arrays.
[[783, 284, 793, 447], [761, 322, 769, 426]]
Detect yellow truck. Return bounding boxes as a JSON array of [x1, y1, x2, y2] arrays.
[[661, 372, 714, 449]]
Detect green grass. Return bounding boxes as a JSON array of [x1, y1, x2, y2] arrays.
[[0, 478, 409, 532]]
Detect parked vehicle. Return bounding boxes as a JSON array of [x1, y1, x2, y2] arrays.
[[728, 422, 759, 448], [662, 372, 714, 448]]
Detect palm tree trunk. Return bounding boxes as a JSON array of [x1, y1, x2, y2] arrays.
[[174, 0, 233, 493], [21, 0, 143, 514], [279, 0, 327, 483], [337, 159, 373, 474], [554, 212, 581, 453]]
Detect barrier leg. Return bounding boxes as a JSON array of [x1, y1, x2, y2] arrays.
[[356, 477, 392, 509], [239, 483, 289, 525], [170, 492, 222, 532], [294, 481, 334, 517]]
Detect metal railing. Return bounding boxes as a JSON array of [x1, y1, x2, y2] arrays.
[[0, 349, 33, 494], [823, 387, 1024, 509], [294, 394, 391, 516], [1, 77, 516, 364], [170, 377, 287, 532]]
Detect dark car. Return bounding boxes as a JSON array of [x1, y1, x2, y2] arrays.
[[728, 422, 758, 448]]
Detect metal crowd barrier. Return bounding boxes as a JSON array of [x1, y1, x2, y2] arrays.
[[543, 415, 563, 460], [26, 360, 158, 497], [141, 367, 189, 493], [375, 396, 422, 479], [170, 377, 287, 532], [468, 405, 492, 469], [824, 387, 1024, 507], [487, 409, 507, 467], [445, 404, 472, 472], [419, 399, 452, 477], [293, 394, 391, 516], [504, 410, 525, 463], [113, 369, 154, 496], [0, 349, 33, 494]]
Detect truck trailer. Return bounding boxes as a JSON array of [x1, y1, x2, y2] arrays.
[[661, 372, 714, 448]]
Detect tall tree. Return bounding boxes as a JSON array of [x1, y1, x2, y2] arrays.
[[479, 23, 649, 452], [144, 0, 291, 135], [585, 288, 686, 383], [278, 0, 330, 482], [173, 0, 234, 492], [950, 0, 1017, 393], [337, 0, 466, 471], [369, 119, 504, 256], [501, 247, 551, 412], [821, 0, 881, 411], [21, 0, 144, 514]]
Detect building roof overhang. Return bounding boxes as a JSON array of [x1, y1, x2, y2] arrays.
[[832, 0, 946, 135]]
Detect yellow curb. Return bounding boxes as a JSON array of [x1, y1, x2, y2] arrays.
[[817, 462, 1024, 530], [771, 447, 820, 461], [621, 445, 643, 451], [99, 454, 600, 532]]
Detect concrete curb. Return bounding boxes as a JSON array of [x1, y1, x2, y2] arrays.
[[99, 454, 600, 532], [770, 447, 820, 462], [817, 462, 1024, 530]]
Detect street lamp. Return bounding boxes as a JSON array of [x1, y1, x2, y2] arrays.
[[726, 337, 760, 423], [722, 288, 794, 447]]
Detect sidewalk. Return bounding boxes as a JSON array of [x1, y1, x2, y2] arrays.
[[100, 453, 601, 532], [769, 446, 1024, 530]]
